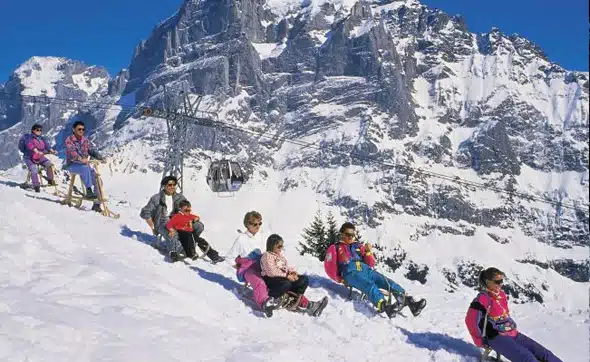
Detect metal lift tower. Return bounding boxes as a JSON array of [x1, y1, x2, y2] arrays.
[[142, 85, 219, 193]]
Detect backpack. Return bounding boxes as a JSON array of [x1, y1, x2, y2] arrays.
[[324, 242, 342, 283], [18, 134, 33, 154]]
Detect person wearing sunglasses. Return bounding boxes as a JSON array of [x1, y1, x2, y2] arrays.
[[465, 267, 563, 362], [226, 211, 276, 316], [19, 123, 57, 192], [165, 200, 224, 263], [260, 234, 329, 317], [335, 222, 426, 318], [64, 120, 106, 212], [141, 175, 189, 258]]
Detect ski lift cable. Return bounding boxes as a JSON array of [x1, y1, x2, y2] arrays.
[[0, 91, 587, 211]]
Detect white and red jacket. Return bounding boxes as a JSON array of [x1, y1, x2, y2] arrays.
[[260, 251, 296, 278]]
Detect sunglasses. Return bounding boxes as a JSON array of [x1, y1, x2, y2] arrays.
[[76, 127, 85, 131], [249, 222, 262, 227], [342, 232, 356, 238], [166, 183, 176, 187], [491, 279, 504, 285], [33, 128, 42, 132]]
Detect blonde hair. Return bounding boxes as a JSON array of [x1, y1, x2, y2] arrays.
[[243, 211, 262, 227]]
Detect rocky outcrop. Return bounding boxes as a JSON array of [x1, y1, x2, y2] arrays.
[[456, 120, 521, 175], [0, 57, 110, 169]]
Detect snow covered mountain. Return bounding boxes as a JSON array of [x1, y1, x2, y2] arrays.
[[0, 56, 114, 167], [0, 0, 588, 348]]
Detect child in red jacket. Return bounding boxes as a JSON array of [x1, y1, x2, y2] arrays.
[[165, 200, 225, 263]]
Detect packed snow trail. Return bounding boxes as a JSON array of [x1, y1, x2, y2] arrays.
[[0, 178, 587, 361]]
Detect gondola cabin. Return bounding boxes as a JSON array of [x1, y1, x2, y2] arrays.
[[206, 160, 245, 193]]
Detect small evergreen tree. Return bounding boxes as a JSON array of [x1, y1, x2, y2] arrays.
[[322, 211, 339, 261], [299, 210, 345, 261], [298, 210, 326, 259]]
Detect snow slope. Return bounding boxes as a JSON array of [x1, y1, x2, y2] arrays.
[[0, 163, 587, 362]]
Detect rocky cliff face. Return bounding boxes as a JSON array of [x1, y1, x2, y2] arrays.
[[0, 57, 111, 167], [1, 0, 588, 298]]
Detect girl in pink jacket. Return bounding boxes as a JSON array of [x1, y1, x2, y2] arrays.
[[261, 234, 328, 317], [465, 267, 563, 362]]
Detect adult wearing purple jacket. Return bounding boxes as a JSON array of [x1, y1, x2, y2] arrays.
[[64, 120, 106, 213], [20, 124, 57, 192]]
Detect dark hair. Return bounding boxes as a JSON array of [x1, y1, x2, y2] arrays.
[[479, 267, 504, 287], [266, 234, 283, 252], [243, 211, 262, 227], [178, 200, 191, 209], [31, 123, 42, 132], [161, 175, 178, 186], [339, 222, 356, 233], [72, 121, 85, 129]]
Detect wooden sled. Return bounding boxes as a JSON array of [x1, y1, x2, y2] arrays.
[[21, 164, 62, 197], [61, 160, 120, 219], [339, 280, 398, 302]]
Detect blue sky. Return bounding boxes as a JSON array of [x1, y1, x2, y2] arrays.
[[0, 0, 587, 82]]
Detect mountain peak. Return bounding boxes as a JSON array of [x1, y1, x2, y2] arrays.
[[14, 56, 69, 97], [13, 56, 110, 98]]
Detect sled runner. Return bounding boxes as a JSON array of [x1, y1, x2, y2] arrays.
[[20, 163, 61, 195], [61, 160, 120, 219]]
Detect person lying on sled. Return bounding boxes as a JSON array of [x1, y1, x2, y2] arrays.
[[326, 222, 426, 318]]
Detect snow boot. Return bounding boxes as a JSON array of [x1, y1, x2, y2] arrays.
[[306, 296, 329, 317], [407, 296, 427, 317], [85, 187, 97, 200], [169, 251, 183, 262], [91, 203, 102, 213], [377, 299, 400, 318], [262, 297, 281, 318], [210, 255, 225, 264], [383, 303, 399, 318], [34, 186, 40, 193]]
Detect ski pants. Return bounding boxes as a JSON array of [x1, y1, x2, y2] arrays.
[[342, 262, 405, 307], [24, 157, 54, 187], [263, 275, 309, 298], [263, 275, 310, 308], [488, 332, 563, 362], [242, 262, 269, 308], [176, 229, 220, 260], [66, 163, 101, 199], [156, 224, 183, 254]]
